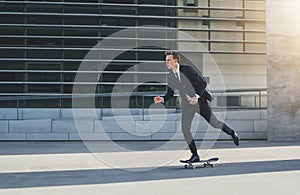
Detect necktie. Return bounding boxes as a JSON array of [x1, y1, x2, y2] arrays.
[[176, 72, 192, 101], [175, 72, 180, 82]]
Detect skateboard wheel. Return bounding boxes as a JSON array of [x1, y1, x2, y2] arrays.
[[192, 165, 196, 170], [184, 165, 188, 168]]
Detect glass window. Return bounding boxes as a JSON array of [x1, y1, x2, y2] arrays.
[[113, 51, 136, 61], [63, 84, 73, 94], [103, 0, 134, 4], [0, 3, 23, 12], [20, 98, 61, 108], [185, 0, 197, 6], [101, 7, 136, 15], [64, 0, 98, 2], [0, 84, 23, 93], [166, 0, 176, 6], [64, 16, 99, 25], [27, 28, 62, 36], [27, 38, 63, 47], [103, 62, 135, 71], [138, 8, 165, 16], [0, 38, 24, 46], [27, 15, 62, 25], [27, 63, 62, 70], [27, 73, 61, 82], [27, 5, 62, 13], [139, 18, 165, 26], [0, 73, 23, 82], [0, 15, 23, 24], [0, 61, 24, 70], [64, 50, 89, 59], [101, 28, 124, 37], [64, 29, 98, 37], [137, 49, 163, 60], [101, 18, 135, 27], [0, 49, 24, 58], [26, 49, 62, 59], [64, 38, 98, 47], [63, 73, 76, 82], [64, 5, 99, 14], [0, 27, 24, 35], [138, 0, 166, 5], [63, 62, 81, 71], [0, 99, 17, 108], [27, 84, 61, 93]]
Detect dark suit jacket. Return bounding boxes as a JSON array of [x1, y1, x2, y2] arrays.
[[164, 65, 209, 104]]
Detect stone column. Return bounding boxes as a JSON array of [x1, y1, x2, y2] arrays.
[[266, 0, 300, 141]]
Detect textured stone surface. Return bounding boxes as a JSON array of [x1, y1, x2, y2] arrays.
[[267, 0, 300, 141]]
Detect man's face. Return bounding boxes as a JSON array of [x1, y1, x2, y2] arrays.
[[165, 54, 178, 70]]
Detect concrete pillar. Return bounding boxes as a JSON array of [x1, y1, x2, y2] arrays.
[[266, 0, 300, 141]]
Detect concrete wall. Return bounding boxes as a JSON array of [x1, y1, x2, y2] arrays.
[[266, 0, 300, 141], [0, 108, 266, 141]]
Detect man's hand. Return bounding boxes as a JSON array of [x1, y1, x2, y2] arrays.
[[154, 96, 164, 103], [189, 97, 198, 105]]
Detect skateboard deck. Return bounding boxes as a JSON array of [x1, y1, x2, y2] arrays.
[[180, 157, 219, 169]]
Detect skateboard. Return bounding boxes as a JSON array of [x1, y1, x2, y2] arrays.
[[180, 157, 219, 169]]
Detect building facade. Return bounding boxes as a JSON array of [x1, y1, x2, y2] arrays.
[[0, 0, 267, 141]]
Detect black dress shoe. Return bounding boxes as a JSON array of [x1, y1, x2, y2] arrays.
[[180, 155, 200, 163], [187, 155, 200, 163], [231, 131, 240, 146]]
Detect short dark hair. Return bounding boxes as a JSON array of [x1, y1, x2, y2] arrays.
[[165, 50, 180, 62]]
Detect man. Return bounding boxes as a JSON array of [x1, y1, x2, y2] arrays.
[[154, 51, 239, 163]]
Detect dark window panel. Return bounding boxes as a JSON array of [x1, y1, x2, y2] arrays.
[[0, 15, 23, 24], [27, 15, 63, 25], [27, 5, 63, 13], [101, 7, 136, 15], [27, 73, 61, 82], [0, 3, 24, 12], [0, 38, 24, 46], [0, 61, 24, 70], [0, 49, 24, 58], [26, 49, 63, 59], [27, 38, 63, 47], [101, 18, 136, 27], [0, 73, 23, 81], [64, 5, 99, 14], [64, 16, 99, 25], [64, 38, 98, 47], [19, 98, 61, 108], [138, 0, 167, 5], [0, 27, 25, 35], [103, 0, 134, 4], [138, 19, 166, 26], [63, 62, 81, 71], [0, 99, 17, 108], [64, 0, 98, 2], [27, 84, 61, 93], [27, 28, 63, 36], [64, 29, 99, 37], [64, 50, 89, 59], [0, 84, 23, 93], [27, 63, 62, 70]]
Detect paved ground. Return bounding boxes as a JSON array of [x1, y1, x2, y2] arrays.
[[0, 140, 299, 194]]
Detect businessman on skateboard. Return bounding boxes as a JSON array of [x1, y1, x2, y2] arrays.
[[154, 51, 239, 163]]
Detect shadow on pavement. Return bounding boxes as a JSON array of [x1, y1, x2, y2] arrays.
[[0, 159, 299, 189]]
